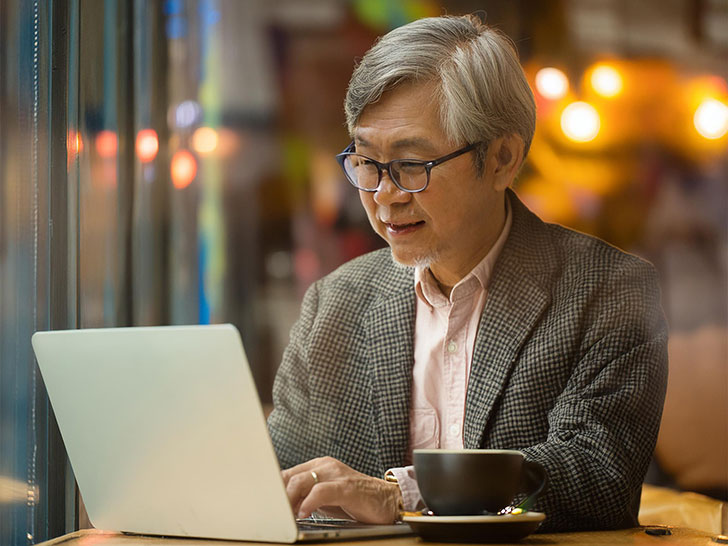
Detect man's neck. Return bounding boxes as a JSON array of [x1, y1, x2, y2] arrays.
[[427, 198, 510, 298]]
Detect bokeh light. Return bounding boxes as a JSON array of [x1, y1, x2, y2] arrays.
[[136, 129, 159, 163], [170, 149, 197, 189], [590, 65, 623, 98], [95, 130, 118, 158], [693, 98, 728, 140], [191, 127, 219, 154], [67, 129, 83, 157], [171, 100, 202, 129], [561, 102, 601, 142], [535, 67, 569, 100]]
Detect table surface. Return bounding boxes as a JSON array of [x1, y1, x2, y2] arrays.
[[38, 526, 726, 546]]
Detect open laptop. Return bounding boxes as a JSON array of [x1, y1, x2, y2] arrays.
[[32, 324, 411, 542]]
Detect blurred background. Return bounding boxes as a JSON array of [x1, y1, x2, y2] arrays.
[[1, 0, 726, 544]]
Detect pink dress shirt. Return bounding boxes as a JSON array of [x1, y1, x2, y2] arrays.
[[387, 201, 513, 510]]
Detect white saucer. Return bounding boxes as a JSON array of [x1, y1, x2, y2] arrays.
[[402, 511, 545, 543]]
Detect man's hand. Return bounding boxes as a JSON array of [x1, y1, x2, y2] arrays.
[[281, 456, 403, 524]]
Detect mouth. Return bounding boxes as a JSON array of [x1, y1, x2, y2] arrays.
[[384, 220, 425, 236]]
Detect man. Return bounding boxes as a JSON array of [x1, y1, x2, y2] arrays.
[[267, 14, 668, 532]]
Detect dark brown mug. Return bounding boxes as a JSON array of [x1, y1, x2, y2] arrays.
[[413, 449, 547, 516]]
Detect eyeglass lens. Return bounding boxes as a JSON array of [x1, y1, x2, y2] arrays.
[[343, 155, 427, 191]]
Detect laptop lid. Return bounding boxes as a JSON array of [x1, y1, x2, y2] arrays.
[[32, 324, 301, 543]]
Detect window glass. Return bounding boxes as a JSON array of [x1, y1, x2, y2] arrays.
[[0, 0, 72, 543]]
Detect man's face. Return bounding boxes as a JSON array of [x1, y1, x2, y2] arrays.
[[354, 81, 508, 288]]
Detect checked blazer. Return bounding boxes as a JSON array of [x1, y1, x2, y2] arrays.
[[268, 190, 668, 532]]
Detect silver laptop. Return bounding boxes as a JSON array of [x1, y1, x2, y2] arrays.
[[32, 324, 411, 542]]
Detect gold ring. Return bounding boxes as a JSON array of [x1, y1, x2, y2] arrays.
[[311, 471, 319, 485]]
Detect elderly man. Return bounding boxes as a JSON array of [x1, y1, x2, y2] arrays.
[[267, 14, 667, 532]]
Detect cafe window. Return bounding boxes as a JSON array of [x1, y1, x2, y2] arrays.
[[1, 0, 74, 543]]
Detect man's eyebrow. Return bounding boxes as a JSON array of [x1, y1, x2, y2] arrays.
[[352, 134, 370, 148], [390, 137, 437, 152]]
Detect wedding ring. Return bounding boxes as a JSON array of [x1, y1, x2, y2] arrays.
[[310, 471, 319, 485]]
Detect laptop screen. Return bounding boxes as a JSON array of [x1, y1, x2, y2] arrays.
[[33, 325, 300, 542]]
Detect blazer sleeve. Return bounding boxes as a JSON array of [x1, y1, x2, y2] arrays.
[[267, 280, 320, 470], [523, 260, 668, 532]]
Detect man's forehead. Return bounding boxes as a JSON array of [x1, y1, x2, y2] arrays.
[[352, 133, 440, 153]]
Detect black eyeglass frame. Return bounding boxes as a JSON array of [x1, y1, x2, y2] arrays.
[[335, 141, 479, 193]]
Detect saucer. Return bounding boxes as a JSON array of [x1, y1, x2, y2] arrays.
[[402, 512, 545, 543]]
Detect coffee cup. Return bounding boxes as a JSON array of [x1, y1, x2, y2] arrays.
[[413, 449, 547, 516]]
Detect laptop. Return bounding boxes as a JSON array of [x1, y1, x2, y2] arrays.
[[31, 324, 411, 542]]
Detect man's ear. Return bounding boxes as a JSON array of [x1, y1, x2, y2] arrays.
[[487, 134, 524, 191]]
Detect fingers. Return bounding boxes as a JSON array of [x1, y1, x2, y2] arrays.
[[282, 457, 339, 515], [281, 458, 319, 486], [280, 457, 402, 524], [281, 456, 335, 486], [285, 469, 319, 514], [297, 481, 346, 519]]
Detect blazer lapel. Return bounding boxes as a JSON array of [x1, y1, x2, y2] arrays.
[[364, 268, 416, 471], [464, 191, 554, 448]]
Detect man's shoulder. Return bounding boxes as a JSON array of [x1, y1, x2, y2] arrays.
[[508, 191, 656, 285], [317, 248, 412, 298], [545, 222, 656, 279]]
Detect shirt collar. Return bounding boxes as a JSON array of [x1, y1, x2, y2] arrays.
[[414, 197, 513, 309]]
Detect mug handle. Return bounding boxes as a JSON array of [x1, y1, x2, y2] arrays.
[[515, 459, 547, 511]]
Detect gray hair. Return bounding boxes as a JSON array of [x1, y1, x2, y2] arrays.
[[344, 15, 536, 172]]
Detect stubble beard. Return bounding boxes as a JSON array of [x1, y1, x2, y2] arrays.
[[390, 247, 441, 272]]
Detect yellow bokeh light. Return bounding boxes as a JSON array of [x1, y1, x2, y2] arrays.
[[591, 65, 623, 98], [694, 98, 728, 140], [561, 102, 601, 142], [191, 126, 219, 154], [535, 67, 569, 100]]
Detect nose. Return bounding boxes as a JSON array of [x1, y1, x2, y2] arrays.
[[373, 170, 411, 206]]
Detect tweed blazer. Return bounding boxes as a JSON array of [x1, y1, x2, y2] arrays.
[[268, 190, 668, 532]]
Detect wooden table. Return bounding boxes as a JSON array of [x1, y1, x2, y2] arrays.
[[38, 526, 727, 545]]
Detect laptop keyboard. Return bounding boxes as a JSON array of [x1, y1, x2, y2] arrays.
[[296, 517, 375, 530]]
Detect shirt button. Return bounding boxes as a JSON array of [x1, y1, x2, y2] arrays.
[[447, 341, 457, 353], [448, 424, 460, 436]]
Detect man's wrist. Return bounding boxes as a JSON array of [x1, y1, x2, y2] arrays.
[[388, 482, 404, 522], [384, 466, 424, 512], [383, 471, 403, 522]]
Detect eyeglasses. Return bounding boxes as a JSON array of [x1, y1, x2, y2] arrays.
[[335, 141, 479, 193]]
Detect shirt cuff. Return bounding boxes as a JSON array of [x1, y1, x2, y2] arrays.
[[386, 465, 426, 512]]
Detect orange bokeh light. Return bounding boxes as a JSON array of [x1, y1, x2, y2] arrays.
[[136, 129, 159, 162], [535, 67, 569, 100], [589, 64, 624, 98], [561, 101, 601, 143], [95, 130, 118, 158], [67, 129, 84, 157], [694, 98, 728, 140], [170, 149, 197, 189]]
